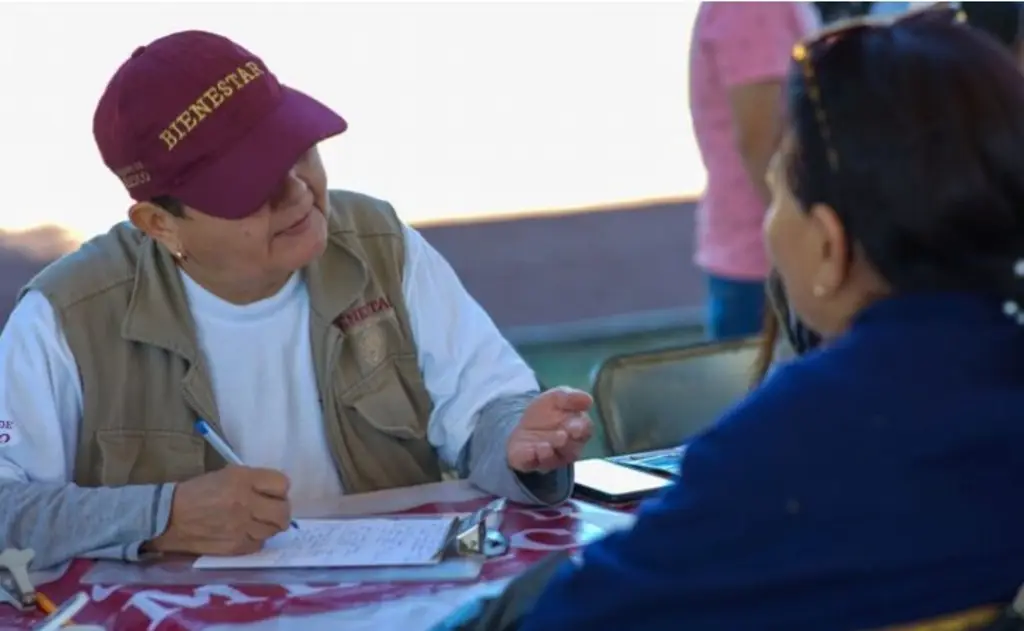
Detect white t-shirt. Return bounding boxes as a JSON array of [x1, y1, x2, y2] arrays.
[[0, 224, 539, 505]]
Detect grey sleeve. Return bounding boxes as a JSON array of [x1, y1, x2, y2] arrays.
[[0, 480, 175, 570], [459, 392, 573, 506]]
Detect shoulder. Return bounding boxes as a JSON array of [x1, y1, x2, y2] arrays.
[[327, 189, 404, 238], [720, 345, 856, 436], [23, 223, 144, 311], [2, 290, 61, 340], [682, 347, 860, 490], [325, 190, 412, 280], [697, 356, 822, 445], [0, 290, 77, 410]]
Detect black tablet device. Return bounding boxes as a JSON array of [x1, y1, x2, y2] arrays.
[[573, 458, 673, 504]]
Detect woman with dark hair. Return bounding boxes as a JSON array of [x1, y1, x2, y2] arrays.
[[510, 8, 1024, 630], [751, 1, 1024, 385]]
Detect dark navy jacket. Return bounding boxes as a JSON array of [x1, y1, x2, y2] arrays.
[[521, 293, 1024, 631]]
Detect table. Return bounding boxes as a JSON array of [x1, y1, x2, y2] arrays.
[[1, 481, 635, 630]]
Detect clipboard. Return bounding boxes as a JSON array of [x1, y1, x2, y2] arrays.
[[80, 498, 510, 586]]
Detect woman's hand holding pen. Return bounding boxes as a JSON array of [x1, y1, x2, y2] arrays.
[[145, 465, 294, 556]]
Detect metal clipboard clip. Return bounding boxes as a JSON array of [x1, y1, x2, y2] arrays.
[[440, 498, 509, 560], [0, 547, 36, 611]]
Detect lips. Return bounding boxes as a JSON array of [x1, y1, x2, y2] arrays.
[[276, 209, 312, 236]]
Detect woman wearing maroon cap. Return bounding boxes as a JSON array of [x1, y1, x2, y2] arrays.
[[0, 31, 592, 566]]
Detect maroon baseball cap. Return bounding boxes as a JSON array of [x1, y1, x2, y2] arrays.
[[93, 30, 347, 220]]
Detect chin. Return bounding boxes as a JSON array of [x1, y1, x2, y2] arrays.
[[277, 216, 329, 270], [292, 232, 329, 270]]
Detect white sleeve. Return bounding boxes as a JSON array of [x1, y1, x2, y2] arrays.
[[400, 224, 540, 467], [0, 290, 83, 483], [0, 292, 172, 569]]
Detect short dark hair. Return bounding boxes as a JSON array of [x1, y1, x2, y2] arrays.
[[785, 9, 1024, 302], [960, 2, 1023, 49], [150, 195, 186, 218]]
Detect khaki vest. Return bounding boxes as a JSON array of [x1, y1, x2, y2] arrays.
[[22, 190, 443, 493]]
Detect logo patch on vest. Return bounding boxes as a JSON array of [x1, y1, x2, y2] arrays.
[[335, 296, 393, 331], [335, 296, 395, 369], [353, 326, 387, 368], [0, 419, 19, 447]]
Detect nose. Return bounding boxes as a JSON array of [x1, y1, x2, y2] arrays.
[[268, 167, 310, 209]]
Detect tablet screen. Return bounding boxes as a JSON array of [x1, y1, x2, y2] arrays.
[[575, 458, 672, 497]]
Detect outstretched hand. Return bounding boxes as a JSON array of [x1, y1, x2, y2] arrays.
[[507, 387, 594, 473]]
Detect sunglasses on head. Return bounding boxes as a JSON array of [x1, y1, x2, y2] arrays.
[[790, 5, 967, 173]]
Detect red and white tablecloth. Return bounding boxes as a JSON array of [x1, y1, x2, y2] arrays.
[[1, 481, 635, 630]]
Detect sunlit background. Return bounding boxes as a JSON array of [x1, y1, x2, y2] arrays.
[[0, 1, 704, 241]]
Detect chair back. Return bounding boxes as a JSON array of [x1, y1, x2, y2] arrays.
[[591, 337, 761, 455]]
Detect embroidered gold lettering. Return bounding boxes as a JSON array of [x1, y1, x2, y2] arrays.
[[203, 86, 225, 108], [188, 99, 213, 121], [216, 79, 233, 98], [159, 129, 179, 150], [158, 62, 268, 151], [225, 72, 244, 90]]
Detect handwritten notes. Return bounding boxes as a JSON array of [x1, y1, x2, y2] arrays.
[[193, 517, 456, 570]]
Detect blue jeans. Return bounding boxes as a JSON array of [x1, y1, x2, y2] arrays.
[[705, 274, 766, 341]]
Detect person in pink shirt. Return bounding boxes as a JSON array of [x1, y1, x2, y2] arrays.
[[689, 1, 819, 339]]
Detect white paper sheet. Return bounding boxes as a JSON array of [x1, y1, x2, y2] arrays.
[[193, 517, 455, 570]]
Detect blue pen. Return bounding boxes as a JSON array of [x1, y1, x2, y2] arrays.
[[194, 419, 298, 530]]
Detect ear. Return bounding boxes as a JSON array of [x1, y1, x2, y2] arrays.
[[129, 201, 182, 252], [807, 203, 851, 295]]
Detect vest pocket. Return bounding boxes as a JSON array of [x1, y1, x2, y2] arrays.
[[340, 355, 428, 440], [94, 429, 206, 486]]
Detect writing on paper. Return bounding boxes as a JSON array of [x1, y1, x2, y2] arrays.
[[193, 517, 455, 570]]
